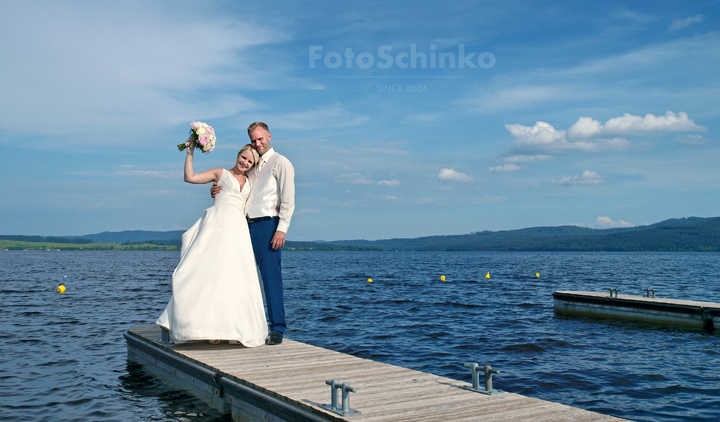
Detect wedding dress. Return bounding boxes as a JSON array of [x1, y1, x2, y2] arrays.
[[156, 169, 268, 347]]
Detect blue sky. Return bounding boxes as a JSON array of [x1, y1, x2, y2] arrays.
[[1, 0, 718, 241]]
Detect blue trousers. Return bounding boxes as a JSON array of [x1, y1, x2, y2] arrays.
[[249, 217, 286, 333]]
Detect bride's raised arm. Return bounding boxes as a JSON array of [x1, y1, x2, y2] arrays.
[[184, 141, 223, 184]]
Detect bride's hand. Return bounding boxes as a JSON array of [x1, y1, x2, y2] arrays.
[[186, 140, 195, 155]]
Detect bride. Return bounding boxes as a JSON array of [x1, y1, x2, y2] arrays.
[[156, 142, 268, 347]]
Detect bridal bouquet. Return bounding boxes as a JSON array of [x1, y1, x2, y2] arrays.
[[177, 121, 216, 154]]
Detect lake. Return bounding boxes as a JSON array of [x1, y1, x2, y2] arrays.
[[0, 251, 718, 421]]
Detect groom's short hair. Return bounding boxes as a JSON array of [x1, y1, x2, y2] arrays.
[[247, 122, 269, 134]]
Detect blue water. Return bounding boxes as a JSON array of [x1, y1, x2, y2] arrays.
[[0, 251, 718, 421]]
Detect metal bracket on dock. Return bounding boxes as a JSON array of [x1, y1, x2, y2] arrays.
[[607, 288, 621, 298], [644, 289, 658, 298], [461, 363, 503, 395], [157, 327, 174, 344], [321, 379, 361, 416]]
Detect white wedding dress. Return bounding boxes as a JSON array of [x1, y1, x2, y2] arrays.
[[156, 169, 268, 347]]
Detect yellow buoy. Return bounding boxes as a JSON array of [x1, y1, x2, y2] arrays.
[[485, 272, 490, 279], [440, 275, 446, 281], [57, 285, 66, 293], [367, 278, 373, 283], [535, 273, 540, 278]]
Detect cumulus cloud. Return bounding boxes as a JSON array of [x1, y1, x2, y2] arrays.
[[505, 121, 630, 154], [438, 168, 473, 182], [596, 216, 634, 228], [668, 14, 704, 31], [488, 164, 522, 172], [334, 173, 374, 185], [551, 170, 604, 186], [568, 111, 706, 138], [567, 117, 603, 138], [377, 179, 401, 186], [506, 111, 704, 155]]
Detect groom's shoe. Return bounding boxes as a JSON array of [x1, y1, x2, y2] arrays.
[[265, 330, 283, 345]]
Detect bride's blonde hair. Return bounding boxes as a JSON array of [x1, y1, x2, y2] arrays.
[[239, 144, 260, 167]]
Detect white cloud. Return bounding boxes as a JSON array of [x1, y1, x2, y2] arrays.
[[568, 112, 706, 138], [506, 121, 630, 154], [477, 195, 508, 203], [567, 117, 603, 138], [551, 170, 604, 186], [294, 208, 321, 216], [488, 164, 522, 172], [364, 194, 398, 201], [377, 179, 401, 186], [0, 1, 304, 146], [676, 134, 708, 146], [438, 168, 473, 182], [504, 155, 552, 163], [596, 216, 634, 228], [668, 14, 704, 31], [334, 173, 374, 185], [507, 111, 704, 155], [506, 121, 566, 146]]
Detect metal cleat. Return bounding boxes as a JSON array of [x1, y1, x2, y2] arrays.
[[461, 363, 503, 395], [321, 379, 361, 416]]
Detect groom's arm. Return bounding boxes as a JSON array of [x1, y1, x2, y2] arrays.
[[271, 157, 295, 250], [210, 182, 222, 198]]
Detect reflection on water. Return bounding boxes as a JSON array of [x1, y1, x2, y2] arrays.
[[0, 251, 719, 421]]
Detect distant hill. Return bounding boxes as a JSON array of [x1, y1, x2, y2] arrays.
[[64, 230, 186, 243], [0, 235, 93, 244], [39, 216, 720, 252], [327, 217, 720, 252]]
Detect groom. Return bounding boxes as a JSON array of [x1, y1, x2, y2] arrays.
[[212, 122, 295, 345]]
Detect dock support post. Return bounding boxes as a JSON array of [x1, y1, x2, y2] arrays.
[[158, 327, 173, 344], [701, 309, 715, 333]]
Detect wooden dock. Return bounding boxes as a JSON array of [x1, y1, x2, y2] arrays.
[[125, 325, 626, 422], [553, 291, 720, 332]]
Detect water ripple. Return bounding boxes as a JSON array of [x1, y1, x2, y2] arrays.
[[1, 250, 719, 422]]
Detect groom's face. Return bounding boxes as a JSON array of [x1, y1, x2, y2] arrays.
[[249, 128, 271, 156]]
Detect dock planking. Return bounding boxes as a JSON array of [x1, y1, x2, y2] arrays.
[[126, 324, 626, 422]]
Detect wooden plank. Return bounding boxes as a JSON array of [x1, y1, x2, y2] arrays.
[[127, 325, 628, 421]]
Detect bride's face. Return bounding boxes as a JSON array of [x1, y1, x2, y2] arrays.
[[236, 149, 255, 172]]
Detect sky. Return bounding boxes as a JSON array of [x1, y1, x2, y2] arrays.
[[1, 0, 719, 241]]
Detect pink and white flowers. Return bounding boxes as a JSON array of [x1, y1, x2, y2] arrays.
[[177, 121, 216, 154]]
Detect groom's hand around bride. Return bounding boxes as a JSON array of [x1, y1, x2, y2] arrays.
[[210, 182, 222, 197]]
